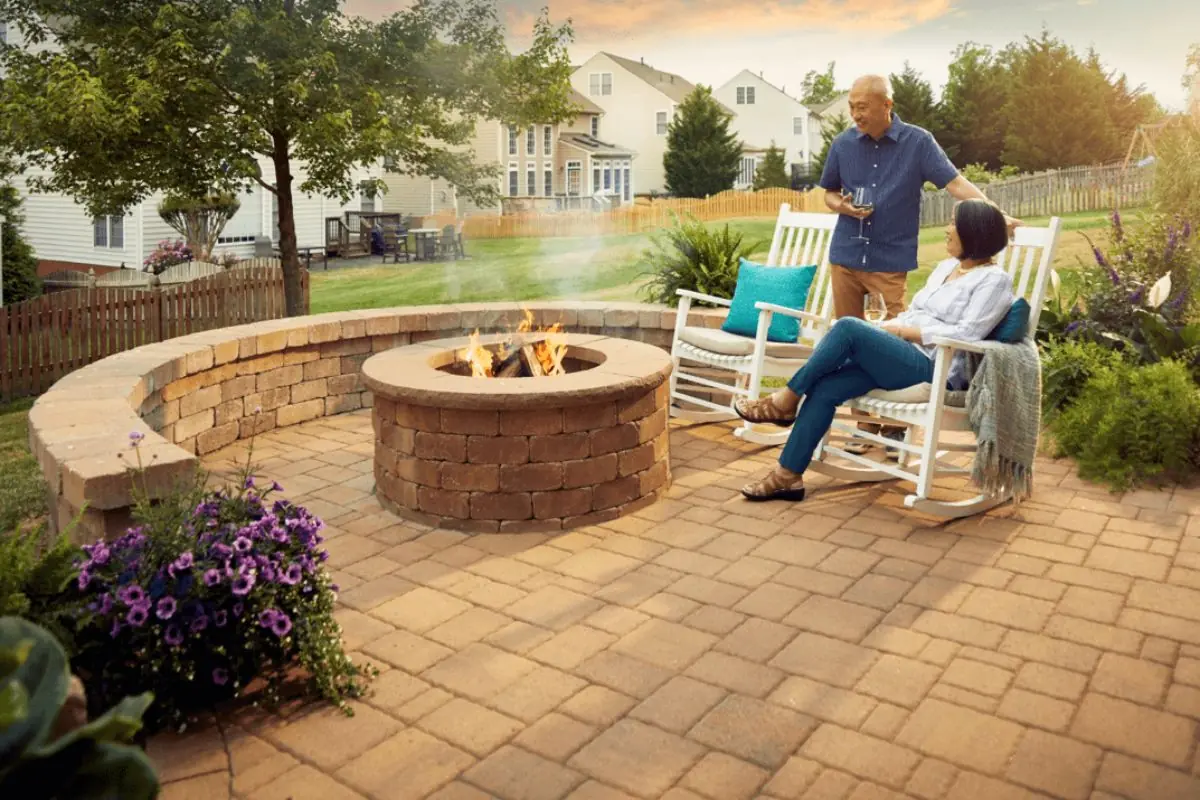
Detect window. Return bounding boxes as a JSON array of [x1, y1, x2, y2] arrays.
[[592, 166, 600, 194], [736, 86, 756, 105], [566, 161, 581, 195], [614, 165, 622, 200], [507, 163, 518, 197], [590, 116, 599, 138], [526, 126, 536, 156], [93, 215, 124, 249], [623, 163, 631, 202], [543, 125, 552, 156], [588, 72, 612, 96], [603, 163, 612, 192], [543, 163, 553, 197], [739, 157, 758, 187], [655, 111, 668, 136], [382, 154, 398, 170], [508, 126, 517, 156], [361, 187, 376, 213], [526, 166, 536, 196], [793, 116, 804, 136]]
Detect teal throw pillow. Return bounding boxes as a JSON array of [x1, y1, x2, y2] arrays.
[[987, 298, 1031, 343], [721, 259, 817, 343]]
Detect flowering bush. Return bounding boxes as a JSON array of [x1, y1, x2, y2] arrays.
[[142, 239, 193, 275], [68, 433, 370, 732]]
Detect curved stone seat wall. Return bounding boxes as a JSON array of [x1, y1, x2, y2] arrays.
[[29, 302, 727, 541]]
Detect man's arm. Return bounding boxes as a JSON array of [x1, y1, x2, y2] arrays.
[[945, 176, 1023, 233], [824, 189, 869, 218], [922, 133, 1021, 233]]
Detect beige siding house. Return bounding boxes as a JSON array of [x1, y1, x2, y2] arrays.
[[381, 90, 637, 216], [715, 70, 822, 189]]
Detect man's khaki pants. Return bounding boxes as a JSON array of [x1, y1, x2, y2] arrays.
[[829, 264, 909, 440]]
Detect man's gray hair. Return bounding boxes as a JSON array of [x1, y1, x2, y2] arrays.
[[853, 74, 894, 101]]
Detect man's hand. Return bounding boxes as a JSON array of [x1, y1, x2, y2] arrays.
[[1003, 214, 1023, 238], [838, 191, 873, 220]]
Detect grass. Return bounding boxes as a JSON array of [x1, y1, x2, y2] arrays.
[[0, 398, 47, 531], [309, 208, 1121, 313]]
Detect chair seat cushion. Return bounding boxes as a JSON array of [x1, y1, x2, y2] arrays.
[[678, 326, 813, 359], [863, 383, 968, 407], [720, 259, 817, 343]]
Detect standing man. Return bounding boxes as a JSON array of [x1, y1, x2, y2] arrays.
[[818, 73, 1018, 454]]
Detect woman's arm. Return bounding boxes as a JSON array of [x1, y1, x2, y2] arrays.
[[914, 274, 1015, 345]]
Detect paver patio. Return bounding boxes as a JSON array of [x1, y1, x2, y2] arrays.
[[149, 410, 1200, 800]]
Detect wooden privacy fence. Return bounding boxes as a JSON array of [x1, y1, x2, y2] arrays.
[[1, 264, 309, 402], [41, 257, 287, 293]]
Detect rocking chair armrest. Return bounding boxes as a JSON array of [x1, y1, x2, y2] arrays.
[[928, 336, 1009, 355], [676, 289, 733, 308], [753, 302, 827, 326]]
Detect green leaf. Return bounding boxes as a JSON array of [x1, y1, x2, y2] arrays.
[[0, 617, 70, 758]]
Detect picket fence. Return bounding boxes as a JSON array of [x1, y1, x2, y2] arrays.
[[40, 258, 284, 292], [1, 263, 308, 402], [414, 162, 1153, 240]]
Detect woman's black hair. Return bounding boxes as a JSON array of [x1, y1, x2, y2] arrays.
[[954, 199, 1009, 261]]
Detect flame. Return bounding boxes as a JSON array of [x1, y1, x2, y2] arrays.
[[535, 323, 567, 376], [460, 329, 493, 378]]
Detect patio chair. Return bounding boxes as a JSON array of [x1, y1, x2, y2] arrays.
[[669, 204, 837, 444], [438, 222, 466, 260], [800, 216, 1063, 519]]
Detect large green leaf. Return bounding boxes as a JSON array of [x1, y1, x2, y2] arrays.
[[0, 618, 69, 761], [53, 741, 160, 800]]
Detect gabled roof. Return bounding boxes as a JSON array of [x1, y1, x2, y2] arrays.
[[559, 133, 635, 158], [595, 52, 734, 114], [722, 69, 816, 114], [568, 89, 603, 116], [810, 91, 850, 118]]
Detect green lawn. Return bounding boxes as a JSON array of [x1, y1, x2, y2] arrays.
[[0, 399, 47, 531], [310, 208, 1118, 313]]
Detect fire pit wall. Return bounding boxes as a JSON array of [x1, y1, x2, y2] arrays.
[[30, 303, 729, 541]]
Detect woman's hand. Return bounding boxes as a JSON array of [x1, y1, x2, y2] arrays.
[[881, 322, 922, 343]]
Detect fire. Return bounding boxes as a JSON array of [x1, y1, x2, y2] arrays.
[[457, 309, 568, 378]]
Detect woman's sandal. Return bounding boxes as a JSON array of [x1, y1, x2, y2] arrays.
[[741, 468, 807, 502], [733, 394, 797, 428]]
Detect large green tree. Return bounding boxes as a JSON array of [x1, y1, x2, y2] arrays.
[[663, 86, 741, 198], [812, 112, 850, 183], [752, 142, 789, 190], [939, 43, 1012, 169], [1, 156, 42, 305], [0, 0, 575, 315], [800, 62, 840, 106], [889, 62, 942, 135]]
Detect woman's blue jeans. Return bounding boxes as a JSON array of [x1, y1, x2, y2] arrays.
[[780, 317, 934, 474]]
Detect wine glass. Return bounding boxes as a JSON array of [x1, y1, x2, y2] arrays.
[[864, 292, 887, 324], [851, 187, 874, 242]]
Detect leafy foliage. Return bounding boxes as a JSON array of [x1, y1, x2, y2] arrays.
[[799, 62, 840, 106], [639, 214, 763, 307], [958, 163, 1021, 186], [1050, 359, 1200, 490], [663, 86, 742, 198], [157, 193, 241, 262], [0, 177, 42, 305], [752, 143, 790, 190], [1039, 338, 1130, 420], [142, 240, 194, 276], [0, 0, 576, 316], [1150, 120, 1200, 229], [889, 62, 942, 133], [0, 616, 158, 799], [812, 112, 850, 184], [68, 434, 372, 733], [0, 527, 79, 652]]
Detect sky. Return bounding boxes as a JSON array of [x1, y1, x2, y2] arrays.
[[345, 0, 1198, 112]]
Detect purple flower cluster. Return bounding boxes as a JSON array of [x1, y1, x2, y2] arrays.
[[143, 239, 193, 274]]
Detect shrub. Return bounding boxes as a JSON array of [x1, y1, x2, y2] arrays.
[[69, 436, 371, 732], [639, 214, 763, 307], [1040, 337, 1130, 420], [0, 184, 43, 304], [0, 526, 80, 651], [1050, 359, 1200, 490], [142, 239, 193, 275]]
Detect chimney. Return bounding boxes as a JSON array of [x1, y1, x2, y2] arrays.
[[640, 56, 644, 64]]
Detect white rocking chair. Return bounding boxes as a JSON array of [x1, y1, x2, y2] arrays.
[[793, 216, 1062, 519], [669, 204, 838, 444]]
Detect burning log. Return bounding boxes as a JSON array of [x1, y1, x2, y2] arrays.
[[494, 349, 524, 378], [521, 345, 546, 377]]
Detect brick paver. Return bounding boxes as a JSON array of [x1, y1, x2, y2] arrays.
[[152, 412, 1200, 799]]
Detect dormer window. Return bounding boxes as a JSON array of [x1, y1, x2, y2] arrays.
[[736, 86, 755, 105]]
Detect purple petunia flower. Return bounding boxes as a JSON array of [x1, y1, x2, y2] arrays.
[[214, 610, 228, 627], [156, 597, 177, 620], [270, 613, 292, 638], [281, 564, 303, 585], [232, 602, 244, 617], [259, 609, 279, 628], [118, 585, 146, 607], [204, 569, 222, 587], [110, 619, 122, 638], [126, 604, 150, 627], [96, 593, 113, 615], [244, 476, 255, 489], [271, 482, 283, 493], [234, 536, 253, 554], [212, 668, 229, 686], [78, 571, 92, 591], [191, 615, 209, 633], [261, 566, 277, 583], [231, 574, 255, 596], [174, 552, 194, 571], [164, 625, 184, 646], [129, 431, 145, 448]]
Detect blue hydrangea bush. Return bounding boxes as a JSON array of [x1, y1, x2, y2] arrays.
[[68, 433, 371, 732]]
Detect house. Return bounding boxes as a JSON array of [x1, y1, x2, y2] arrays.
[[380, 89, 637, 217], [569, 52, 735, 196], [714, 70, 822, 189], [1, 20, 381, 274]]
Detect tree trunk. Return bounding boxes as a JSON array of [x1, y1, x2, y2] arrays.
[[272, 132, 305, 317]]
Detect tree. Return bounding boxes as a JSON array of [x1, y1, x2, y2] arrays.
[[752, 142, 789, 190], [939, 43, 1012, 169], [889, 62, 943, 135], [800, 62, 840, 106], [1001, 32, 1121, 171], [0, 155, 42, 305], [0, 0, 576, 316], [812, 112, 851, 183], [158, 193, 241, 262], [663, 85, 741, 198]]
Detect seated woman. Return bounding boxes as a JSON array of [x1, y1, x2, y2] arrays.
[[733, 198, 1015, 502]]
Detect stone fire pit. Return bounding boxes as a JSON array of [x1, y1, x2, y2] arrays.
[[361, 332, 673, 533]]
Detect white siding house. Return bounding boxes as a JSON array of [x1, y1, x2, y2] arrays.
[[715, 70, 822, 189], [570, 53, 728, 196]]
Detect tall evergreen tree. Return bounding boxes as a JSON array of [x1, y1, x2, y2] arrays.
[[939, 43, 1012, 168], [663, 86, 741, 198], [812, 112, 851, 182], [0, 172, 42, 304], [752, 142, 789, 190], [1001, 31, 1120, 171], [800, 62, 840, 106], [889, 62, 942, 135]]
